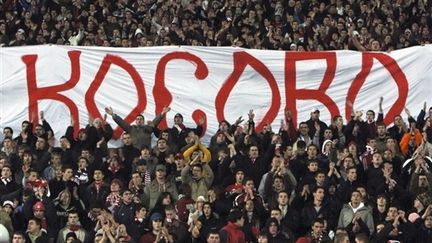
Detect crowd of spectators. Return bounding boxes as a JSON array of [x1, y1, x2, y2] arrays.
[[0, 0, 431, 51], [0, 97, 432, 243], [2, 0, 432, 243]]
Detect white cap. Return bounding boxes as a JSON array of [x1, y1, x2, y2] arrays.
[[2, 200, 14, 209], [196, 195, 206, 202], [135, 28, 143, 37]]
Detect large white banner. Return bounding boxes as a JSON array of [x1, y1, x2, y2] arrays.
[[1, 45, 432, 145]]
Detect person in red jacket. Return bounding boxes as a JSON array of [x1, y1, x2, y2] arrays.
[[219, 209, 246, 243]]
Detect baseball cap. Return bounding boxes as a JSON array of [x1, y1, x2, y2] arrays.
[[174, 113, 183, 119], [150, 212, 163, 221], [156, 164, 166, 172], [311, 108, 320, 113]]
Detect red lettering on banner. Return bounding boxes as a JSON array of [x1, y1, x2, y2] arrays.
[[285, 52, 339, 126], [215, 51, 281, 131], [346, 53, 408, 124], [85, 54, 146, 139], [153, 52, 209, 134], [22, 51, 81, 136]]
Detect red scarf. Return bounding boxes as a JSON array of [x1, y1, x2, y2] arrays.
[[69, 225, 80, 232]]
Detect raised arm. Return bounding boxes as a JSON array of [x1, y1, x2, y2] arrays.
[[151, 106, 171, 127], [104, 106, 132, 132], [348, 25, 367, 52]]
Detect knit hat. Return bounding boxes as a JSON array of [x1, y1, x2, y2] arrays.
[[33, 201, 45, 211], [2, 200, 14, 210], [417, 192, 432, 207], [196, 195, 206, 202]]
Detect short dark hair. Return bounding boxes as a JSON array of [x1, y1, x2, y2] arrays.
[[307, 144, 319, 150], [376, 121, 386, 128], [13, 231, 25, 238], [347, 166, 357, 172], [192, 163, 203, 171], [366, 110, 375, 116], [3, 127, 13, 134], [135, 204, 146, 212], [313, 186, 325, 193], [121, 189, 132, 196], [312, 218, 325, 226], [242, 177, 254, 185], [68, 210, 79, 217], [297, 140, 307, 149], [29, 217, 42, 226], [62, 164, 74, 172], [206, 230, 220, 240], [228, 209, 243, 223], [165, 205, 175, 212], [270, 207, 282, 213], [178, 183, 192, 198], [203, 201, 212, 208], [277, 190, 289, 198]]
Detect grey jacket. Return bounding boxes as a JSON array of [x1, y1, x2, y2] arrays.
[[113, 113, 163, 149], [142, 179, 178, 210], [337, 202, 375, 234]]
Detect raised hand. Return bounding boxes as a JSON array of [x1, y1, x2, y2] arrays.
[[235, 116, 244, 125], [248, 109, 255, 121], [285, 109, 292, 120], [104, 107, 114, 116], [224, 131, 235, 143], [404, 107, 411, 117], [96, 137, 105, 148], [162, 106, 171, 115], [198, 117, 205, 126], [40, 110, 44, 121]]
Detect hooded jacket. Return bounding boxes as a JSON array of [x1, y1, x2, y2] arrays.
[[337, 202, 375, 234]]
